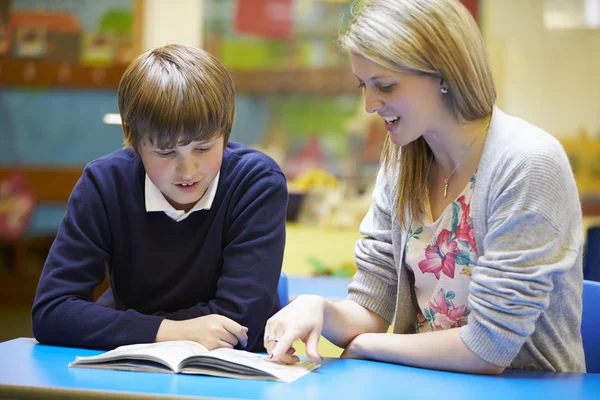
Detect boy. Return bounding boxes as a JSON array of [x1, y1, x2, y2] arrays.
[[31, 44, 288, 352]]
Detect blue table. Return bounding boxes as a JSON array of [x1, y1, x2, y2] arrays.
[[287, 276, 351, 301], [1, 338, 598, 399]]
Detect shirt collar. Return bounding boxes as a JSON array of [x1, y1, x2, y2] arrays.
[[144, 172, 220, 222]]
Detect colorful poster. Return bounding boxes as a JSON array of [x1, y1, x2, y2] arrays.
[[0, 172, 35, 240], [233, 0, 293, 39], [1, 0, 133, 65]]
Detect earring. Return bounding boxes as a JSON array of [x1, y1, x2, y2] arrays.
[[441, 87, 448, 94]]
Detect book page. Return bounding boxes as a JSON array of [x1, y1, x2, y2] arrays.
[[183, 366, 279, 381], [182, 348, 320, 383], [69, 359, 175, 374], [70, 341, 208, 372]]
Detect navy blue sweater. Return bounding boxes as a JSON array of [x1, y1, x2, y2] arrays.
[[32, 142, 287, 351]]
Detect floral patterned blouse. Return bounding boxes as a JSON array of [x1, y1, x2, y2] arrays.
[[404, 174, 478, 333]]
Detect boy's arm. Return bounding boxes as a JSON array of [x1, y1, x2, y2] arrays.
[[31, 166, 164, 350], [152, 169, 288, 351]]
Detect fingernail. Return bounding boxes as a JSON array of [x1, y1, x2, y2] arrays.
[[242, 341, 247, 348], [267, 353, 273, 359]]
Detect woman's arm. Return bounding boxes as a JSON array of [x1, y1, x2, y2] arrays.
[[322, 298, 389, 347], [267, 168, 396, 363], [343, 329, 504, 374], [266, 296, 389, 363]]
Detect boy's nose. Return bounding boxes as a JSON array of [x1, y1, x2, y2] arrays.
[[176, 158, 196, 178]]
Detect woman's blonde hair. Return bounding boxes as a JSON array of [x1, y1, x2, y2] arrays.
[[340, 0, 496, 228], [118, 44, 235, 154]]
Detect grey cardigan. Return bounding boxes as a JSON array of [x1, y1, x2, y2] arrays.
[[349, 107, 586, 372]]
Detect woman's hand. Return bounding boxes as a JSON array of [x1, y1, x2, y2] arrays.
[[156, 315, 248, 350], [264, 294, 328, 364]]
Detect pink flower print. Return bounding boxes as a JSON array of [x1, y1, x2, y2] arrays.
[[418, 229, 458, 279], [429, 289, 468, 330], [455, 195, 476, 251], [433, 313, 457, 330]]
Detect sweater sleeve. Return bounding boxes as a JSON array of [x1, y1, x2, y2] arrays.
[[348, 168, 398, 323], [151, 169, 288, 351], [31, 165, 164, 350], [461, 152, 582, 367]]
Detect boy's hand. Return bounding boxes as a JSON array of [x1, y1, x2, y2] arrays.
[[156, 315, 248, 350]]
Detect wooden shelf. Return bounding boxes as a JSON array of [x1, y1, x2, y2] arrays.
[[231, 67, 357, 95], [0, 166, 84, 203], [0, 58, 128, 90], [0, 58, 357, 94]]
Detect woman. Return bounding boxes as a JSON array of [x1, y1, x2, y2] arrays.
[[265, 0, 585, 373]]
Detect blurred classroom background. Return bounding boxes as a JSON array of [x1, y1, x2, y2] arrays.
[[1, 0, 599, 357]]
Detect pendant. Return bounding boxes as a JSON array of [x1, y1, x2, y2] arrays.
[[443, 179, 449, 197]]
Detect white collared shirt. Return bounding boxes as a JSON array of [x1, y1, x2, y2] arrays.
[[144, 173, 220, 222]]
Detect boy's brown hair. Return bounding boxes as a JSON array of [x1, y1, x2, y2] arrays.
[[118, 44, 235, 154]]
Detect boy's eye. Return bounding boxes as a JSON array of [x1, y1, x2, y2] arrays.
[[195, 147, 211, 153], [157, 151, 175, 158]]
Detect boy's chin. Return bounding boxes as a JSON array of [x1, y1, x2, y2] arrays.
[[165, 192, 203, 212], [177, 196, 202, 208]]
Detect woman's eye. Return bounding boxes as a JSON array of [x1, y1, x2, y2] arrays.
[[378, 85, 395, 93], [357, 82, 365, 90]]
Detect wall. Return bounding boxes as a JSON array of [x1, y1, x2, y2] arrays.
[[0, 90, 123, 164], [483, 0, 600, 138], [142, 0, 203, 50]]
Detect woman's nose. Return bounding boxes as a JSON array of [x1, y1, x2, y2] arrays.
[[364, 90, 384, 114]]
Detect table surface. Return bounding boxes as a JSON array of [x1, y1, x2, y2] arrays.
[[1, 338, 599, 400], [287, 276, 351, 301]]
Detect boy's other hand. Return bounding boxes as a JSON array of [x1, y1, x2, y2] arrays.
[[156, 315, 248, 350]]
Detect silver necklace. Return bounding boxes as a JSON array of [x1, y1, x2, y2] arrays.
[[443, 122, 490, 197]]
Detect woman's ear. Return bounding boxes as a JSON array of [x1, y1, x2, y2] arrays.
[[440, 79, 448, 94]]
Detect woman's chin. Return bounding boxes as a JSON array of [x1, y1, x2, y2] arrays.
[[388, 131, 414, 148]]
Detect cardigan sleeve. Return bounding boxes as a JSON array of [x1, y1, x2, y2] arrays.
[[461, 149, 583, 367], [348, 167, 398, 323]]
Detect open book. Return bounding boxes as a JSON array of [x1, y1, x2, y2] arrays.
[[69, 340, 320, 383]]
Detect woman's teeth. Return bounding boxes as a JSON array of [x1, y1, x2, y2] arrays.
[[383, 116, 400, 124]]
